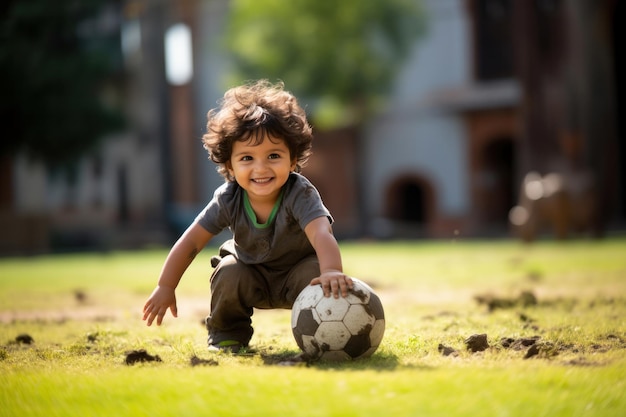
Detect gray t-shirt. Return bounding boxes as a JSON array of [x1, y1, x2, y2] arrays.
[[195, 173, 333, 268]]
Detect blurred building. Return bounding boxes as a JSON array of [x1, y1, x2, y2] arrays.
[[359, 0, 624, 239], [1, 0, 623, 254]]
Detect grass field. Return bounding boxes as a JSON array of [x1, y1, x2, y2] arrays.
[[1, 238, 625, 416]]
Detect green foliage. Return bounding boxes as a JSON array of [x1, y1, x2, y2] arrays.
[[0, 0, 125, 169], [225, 0, 425, 128]]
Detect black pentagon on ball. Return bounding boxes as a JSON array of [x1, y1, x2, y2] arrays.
[[293, 308, 320, 351], [365, 293, 385, 320], [343, 333, 371, 358], [295, 308, 319, 335]]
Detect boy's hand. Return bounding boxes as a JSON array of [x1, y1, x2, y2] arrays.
[[311, 271, 354, 299], [142, 285, 178, 326]]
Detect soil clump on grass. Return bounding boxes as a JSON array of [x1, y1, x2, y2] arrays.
[[437, 344, 459, 357], [125, 349, 162, 365], [190, 355, 218, 367], [474, 290, 538, 312], [464, 333, 489, 352], [15, 333, 34, 344], [500, 336, 541, 350]]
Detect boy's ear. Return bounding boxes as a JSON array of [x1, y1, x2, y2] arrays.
[[225, 161, 234, 177], [291, 158, 297, 172]]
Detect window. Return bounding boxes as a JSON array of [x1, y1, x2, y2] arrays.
[[472, 0, 514, 81]]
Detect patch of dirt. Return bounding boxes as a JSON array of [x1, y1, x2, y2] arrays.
[[562, 357, 604, 367], [474, 290, 538, 312], [261, 351, 311, 366], [523, 341, 560, 359], [437, 343, 458, 357], [125, 349, 162, 365], [500, 336, 541, 350], [498, 335, 562, 359], [0, 308, 121, 324], [523, 343, 541, 359], [0, 295, 212, 324], [464, 333, 489, 352], [190, 355, 218, 367], [439, 334, 573, 360], [15, 333, 34, 345]]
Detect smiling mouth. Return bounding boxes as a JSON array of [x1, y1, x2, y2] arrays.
[[252, 177, 273, 184]]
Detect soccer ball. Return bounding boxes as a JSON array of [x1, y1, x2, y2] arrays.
[[291, 277, 385, 361]]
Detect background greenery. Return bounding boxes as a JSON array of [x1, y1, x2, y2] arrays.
[[226, 0, 424, 128], [0, 0, 124, 170]]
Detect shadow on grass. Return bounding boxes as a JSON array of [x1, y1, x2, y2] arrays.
[[259, 348, 404, 371]]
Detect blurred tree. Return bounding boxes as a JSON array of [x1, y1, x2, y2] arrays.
[[225, 0, 425, 129], [0, 0, 125, 171]]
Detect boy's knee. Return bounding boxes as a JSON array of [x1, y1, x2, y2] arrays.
[[284, 257, 320, 304], [210, 255, 261, 297], [212, 255, 244, 279]]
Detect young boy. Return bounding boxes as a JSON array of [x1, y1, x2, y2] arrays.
[[142, 80, 353, 352]]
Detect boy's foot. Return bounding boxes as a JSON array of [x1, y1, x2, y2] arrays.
[[208, 340, 246, 354]]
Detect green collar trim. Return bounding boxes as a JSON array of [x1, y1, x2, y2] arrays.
[[243, 190, 284, 229]]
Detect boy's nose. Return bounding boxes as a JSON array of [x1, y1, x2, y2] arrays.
[[252, 159, 269, 171]]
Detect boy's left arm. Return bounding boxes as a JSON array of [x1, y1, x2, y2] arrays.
[[304, 216, 353, 298]]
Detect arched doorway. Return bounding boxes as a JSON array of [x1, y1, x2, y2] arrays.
[[480, 137, 515, 227], [397, 182, 426, 222], [384, 175, 434, 237]]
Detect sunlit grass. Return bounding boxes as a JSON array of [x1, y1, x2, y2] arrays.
[[1, 238, 625, 416]]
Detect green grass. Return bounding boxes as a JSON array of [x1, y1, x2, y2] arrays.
[[1, 238, 626, 417]]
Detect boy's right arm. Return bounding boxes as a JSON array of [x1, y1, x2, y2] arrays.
[[142, 222, 214, 326]]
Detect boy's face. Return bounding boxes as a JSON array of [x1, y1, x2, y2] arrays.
[[227, 134, 296, 203]]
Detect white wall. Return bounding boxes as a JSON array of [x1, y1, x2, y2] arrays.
[[394, 0, 470, 102], [364, 0, 471, 224]]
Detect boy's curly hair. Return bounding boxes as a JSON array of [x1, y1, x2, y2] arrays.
[[202, 80, 313, 181]]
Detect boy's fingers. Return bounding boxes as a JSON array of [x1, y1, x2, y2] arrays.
[[339, 279, 349, 297], [142, 304, 152, 323], [321, 284, 330, 298], [150, 309, 160, 326], [155, 307, 167, 326], [311, 276, 355, 298], [143, 304, 162, 326]]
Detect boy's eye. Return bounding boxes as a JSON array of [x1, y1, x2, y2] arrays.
[[268, 153, 280, 159], [241, 156, 252, 161]]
